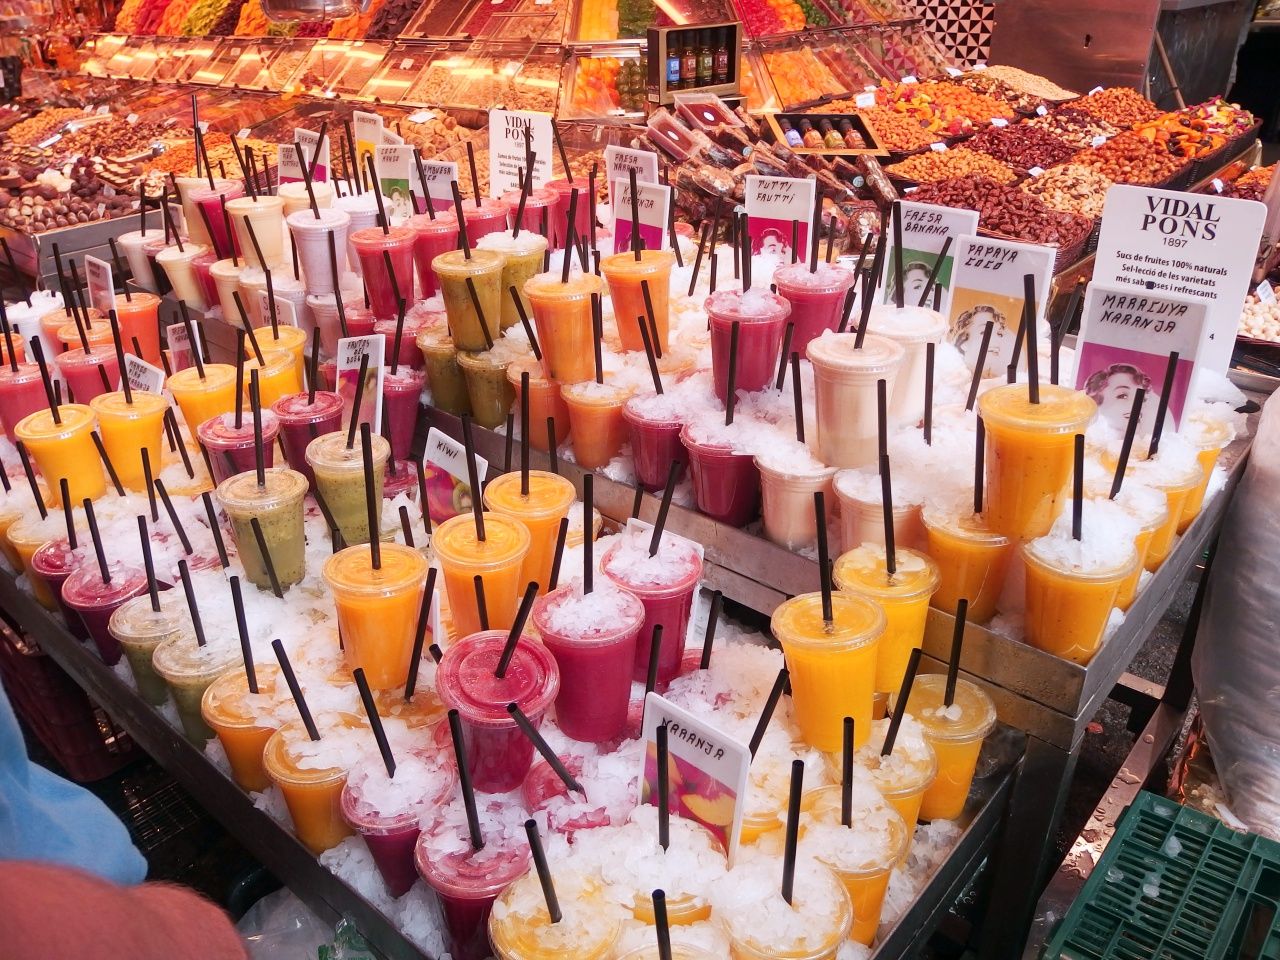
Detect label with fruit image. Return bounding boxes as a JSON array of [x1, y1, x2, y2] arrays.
[[641, 693, 751, 864], [422, 426, 489, 528]]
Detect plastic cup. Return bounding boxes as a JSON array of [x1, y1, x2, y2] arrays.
[[707, 288, 791, 403], [14, 404, 106, 507], [168, 363, 238, 431], [381, 367, 425, 461], [501, 187, 556, 237], [977, 383, 1097, 541], [209, 258, 243, 319], [287, 207, 351, 297], [112, 292, 163, 366], [351, 225, 417, 321], [772, 590, 885, 752], [546, 179, 593, 251], [116, 229, 158, 291], [601, 527, 703, 684], [201, 664, 284, 792], [257, 322, 308, 384], [216, 467, 309, 591], [188, 181, 245, 258], [0, 335, 22, 365], [225, 195, 286, 269], [460, 197, 510, 244], [920, 505, 1014, 623], [60, 561, 148, 663], [89, 391, 169, 492], [28, 535, 85, 624], [601, 250, 676, 353], [54, 342, 118, 405], [1022, 539, 1137, 665], [477, 232, 550, 332], [198, 411, 280, 486], [173, 175, 217, 247], [110, 591, 190, 706], [0, 363, 50, 440], [433, 249, 505, 352], [869, 304, 949, 426], [773, 261, 858, 356], [324, 543, 429, 689], [278, 180, 334, 219], [306, 430, 390, 546], [507, 355, 570, 453], [483, 471, 576, 593], [561, 380, 634, 470], [832, 471, 925, 553], [263, 711, 366, 853], [1178, 414, 1235, 532], [271, 391, 343, 486], [616, 947, 719, 960], [488, 868, 620, 960], [532, 580, 644, 742], [375, 314, 431, 372], [680, 424, 761, 527], [55, 316, 112, 353], [623, 393, 686, 493], [4, 509, 62, 590], [153, 631, 241, 742], [192, 251, 221, 319], [307, 290, 364, 359], [457, 348, 518, 431], [417, 328, 472, 416], [719, 855, 852, 960], [806, 332, 905, 470], [39, 307, 80, 354], [523, 271, 603, 383], [243, 348, 301, 409], [407, 211, 458, 299], [902, 673, 997, 821], [1116, 510, 1163, 611], [141, 238, 172, 296], [853, 715, 939, 833], [335, 194, 381, 273], [432, 512, 531, 638], [156, 242, 210, 310], [756, 455, 837, 551]]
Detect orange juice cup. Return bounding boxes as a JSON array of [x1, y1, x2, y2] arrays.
[[323, 543, 429, 690], [168, 364, 238, 431], [482, 470, 576, 593], [524, 272, 603, 384], [977, 384, 1097, 540], [1022, 539, 1137, 665], [852, 715, 938, 835], [1133, 461, 1203, 571], [263, 711, 366, 854], [833, 469, 925, 553], [244, 348, 301, 409], [113, 292, 163, 366], [89, 391, 169, 492], [14, 404, 106, 506], [1179, 414, 1236, 531], [257, 323, 308, 382], [1116, 511, 1163, 610], [561, 380, 634, 470], [920, 505, 1014, 623], [833, 544, 940, 696], [600, 250, 676, 353], [56, 318, 113, 351], [487, 868, 621, 960], [718, 856, 852, 960], [771, 591, 885, 752], [432, 512, 531, 638], [6, 511, 65, 604], [903, 674, 997, 821], [506, 355, 570, 452], [201, 664, 284, 792]]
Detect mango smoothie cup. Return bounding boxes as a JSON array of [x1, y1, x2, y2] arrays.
[[417, 328, 472, 417], [433, 249, 505, 352], [5, 509, 64, 594], [477, 232, 551, 332], [852, 715, 939, 836], [255, 322, 308, 382], [833, 544, 940, 695], [1130, 460, 1203, 571], [507, 355, 570, 452], [55, 319, 113, 352], [755, 453, 838, 551], [616, 947, 720, 960], [561, 380, 634, 470], [225, 195, 286, 269], [278, 180, 334, 218], [1022, 537, 1137, 665], [1178, 413, 1236, 531], [108, 591, 190, 706], [456, 347, 519, 430], [263, 711, 367, 854], [323, 543, 429, 690], [806, 332, 905, 470], [432, 512, 531, 638], [1116, 512, 1164, 611], [601, 250, 676, 353], [201, 664, 285, 792], [89, 391, 169, 492], [772, 591, 886, 752], [243, 348, 302, 409], [14, 404, 106, 507], [832, 469, 925, 554], [488, 869, 620, 960], [306, 430, 390, 546], [112, 292, 163, 366], [483, 470, 576, 593], [153, 631, 242, 743], [920, 505, 1014, 624], [216, 467, 310, 591], [168, 363, 238, 431], [718, 855, 852, 960], [902, 674, 997, 821], [977, 384, 1097, 541], [800, 782, 911, 945], [0, 485, 50, 571], [523, 271, 603, 384]]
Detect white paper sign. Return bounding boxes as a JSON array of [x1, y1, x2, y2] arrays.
[[878, 201, 980, 315], [166, 320, 201, 372], [375, 145, 416, 226], [1092, 185, 1267, 374], [422, 426, 489, 528], [416, 159, 458, 211], [295, 129, 330, 183], [84, 255, 114, 314], [120, 354, 167, 395], [257, 292, 299, 328], [336, 334, 385, 439], [488, 110, 553, 197], [1257, 280, 1276, 304], [604, 145, 660, 216], [744, 175, 817, 263], [855, 92, 876, 109], [612, 180, 672, 255], [276, 139, 308, 184], [353, 110, 384, 185], [379, 129, 405, 147]]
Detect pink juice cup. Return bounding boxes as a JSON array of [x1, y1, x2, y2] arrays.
[[680, 423, 762, 528], [61, 560, 148, 665], [522, 756, 611, 838], [374, 315, 431, 371], [460, 197, 510, 244], [192, 251, 220, 310], [287, 207, 351, 297], [601, 525, 703, 684], [707, 289, 791, 403], [54, 344, 120, 405], [143, 237, 172, 296], [307, 291, 366, 360], [340, 750, 457, 898], [408, 211, 458, 299], [532, 579, 645, 743], [435, 630, 560, 794], [0, 363, 51, 440], [271, 391, 344, 486], [336, 194, 382, 275], [381, 368, 425, 462], [773, 261, 857, 356], [197, 410, 280, 486], [30, 538, 88, 639], [350, 226, 418, 321], [501, 187, 557, 238], [546, 179, 593, 251], [189, 182, 245, 260], [623, 393, 688, 493]]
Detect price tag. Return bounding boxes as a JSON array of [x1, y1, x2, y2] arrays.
[[854, 92, 876, 109], [237, 127, 250, 139], [973, 63, 987, 71], [120, 354, 166, 395], [84, 256, 115, 314], [991, 118, 1008, 128], [1211, 178, 1224, 194], [864, 84, 877, 91], [604, 145, 660, 212], [930, 142, 948, 152], [1035, 105, 1048, 116], [1088, 85, 1104, 95], [126, 113, 138, 124], [197, 120, 209, 133], [166, 320, 200, 371], [417, 159, 458, 209], [400, 58, 414, 70], [1258, 281, 1276, 304], [1028, 166, 1045, 177], [1090, 135, 1109, 148], [901, 75, 918, 84], [96, 105, 110, 115], [229, 47, 241, 57], [407, 110, 433, 124], [945, 66, 962, 77], [744, 175, 817, 262]]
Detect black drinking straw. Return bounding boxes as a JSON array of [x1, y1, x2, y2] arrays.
[[512, 166, 531, 239], [399, 504, 415, 548], [790, 219, 800, 265], [519, 373, 532, 496], [837, 280, 857, 335], [164, 410, 194, 478], [405, 567, 438, 700], [359, 423, 381, 570], [636, 314, 664, 395], [882, 646, 921, 756], [15, 442, 45, 518], [496, 581, 538, 679], [201, 492, 229, 567], [1110, 388, 1145, 500], [1052, 279, 1085, 386], [221, 197, 240, 267], [560, 190, 580, 284], [229, 575, 258, 693], [54, 479, 75, 549], [460, 415, 486, 542], [106, 237, 132, 304], [841, 715, 855, 826], [917, 236, 952, 308], [29, 339, 60, 424], [474, 575, 489, 630], [944, 599, 969, 708], [92, 431, 125, 497], [354, 668, 397, 778], [0, 307, 17, 374], [591, 293, 603, 384], [177, 558, 205, 646], [523, 819, 562, 925], [293, 144, 320, 219], [133, 515, 161, 613], [249, 370, 266, 487], [582, 473, 594, 593], [648, 461, 680, 557], [272, 638, 320, 741], [154, 480, 192, 555], [465, 278, 494, 351], [699, 590, 722, 670], [924, 342, 935, 445], [974, 418, 986, 515], [656, 720, 671, 850], [345, 352, 370, 450], [1072, 434, 1085, 541], [547, 517, 569, 591], [508, 702, 583, 794], [1023, 274, 1040, 404], [965, 320, 995, 411], [688, 222, 711, 298], [546, 418, 559, 474], [810, 191, 824, 273], [854, 266, 876, 349], [632, 484, 644, 520], [791, 354, 805, 443], [881, 453, 897, 576], [341, 121, 361, 195], [627, 168, 643, 262], [776, 322, 795, 390], [640, 280, 662, 359], [250, 517, 284, 598], [78, 498, 109, 587], [815, 491, 833, 624], [107, 312, 132, 405], [740, 213, 753, 291], [450, 181, 472, 260], [725, 320, 740, 426], [447, 709, 484, 849], [781, 759, 804, 905], [644, 625, 664, 703], [653, 889, 674, 960], [748, 667, 790, 758], [1147, 351, 1179, 459], [510, 288, 541, 360], [233, 331, 247, 430]]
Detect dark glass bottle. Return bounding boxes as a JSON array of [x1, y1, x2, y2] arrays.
[[665, 38, 680, 90], [680, 34, 698, 89], [713, 27, 730, 84], [797, 118, 824, 148], [697, 30, 714, 87], [839, 118, 866, 148], [778, 118, 803, 147], [819, 119, 844, 149]]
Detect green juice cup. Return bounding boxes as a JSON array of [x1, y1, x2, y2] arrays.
[[152, 630, 241, 743], [108, 592, 190, 705], [306, 430, 390, 545], [456, 340, 526, 430], [476, 233, 550, 332], [432, 249, 504, 351], [416, 327, 472, 417], [216, 467, 310, 592]]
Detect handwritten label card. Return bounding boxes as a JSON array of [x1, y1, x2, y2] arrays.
[[166, 320, 201, 372], [744, 175, 816, 264], [612, 180, 671, 255], [488, 110, 553, 197], [120, 354, 166, 395], [353, 110, 384, 184], [336, 334, 385, 438], [84, 255, 115, 315], [416, 159, 458, 212], [603, 145, 660, 215]]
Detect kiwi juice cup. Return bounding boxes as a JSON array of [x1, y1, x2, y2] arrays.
[[431, 512, 531, 637], [561, 380, 635, 470], [483, 470, 576, 593], [902, 674, 997, 821], [771, 591, 885, 752], [215, 467, 310, 591], [507, 355, 570, 452], [476, 232, 550, 332], [523, 271, 603, 384], [1022, 539, 1137, 665], [417, 328, 472, 417], [89, 391, 169, 492], [201, 664, 285, 792], [601, 250, 676, 353], [108, 591, 190, 705], [153, 631, 241, 743], [433, 249, 504, 352], [14, 404, 106, 507], [977, 384, 1097, 541], [456, 347, 518, 430], [488, 869, 621, 960], [833, 544, 940, 695], [1179, 414, 1236, 531], [263, 711, 366, 854], [168, 363, 238, 431], [920, 505, 1013, 624], [306, 430, 390, 546]]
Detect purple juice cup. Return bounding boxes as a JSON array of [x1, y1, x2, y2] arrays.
[[197, 411, 280, 486], [61, 561, 148, 664], [30, 538, 89, 639]]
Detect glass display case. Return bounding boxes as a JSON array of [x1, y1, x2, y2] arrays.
[[189, 39, 246, 85], [221, 40, 287, 89], [77, 34, 128, 77], [437, 41, 561, 112], [399, 0, 477, 39], [329, 40, 391, 96], [400, 47, 473, 105], [359, 43, 433, 103], [560, 46, 647, 120]]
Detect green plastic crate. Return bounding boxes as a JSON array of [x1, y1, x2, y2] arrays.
[[1041, 791, 1280, 960]]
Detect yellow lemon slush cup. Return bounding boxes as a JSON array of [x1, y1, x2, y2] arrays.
[[902, 674, 997, 821]]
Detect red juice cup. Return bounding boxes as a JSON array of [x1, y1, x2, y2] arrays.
[[112, 292, 163, 367], [435, 629, 560, 793], [546, 179, 593, 251], [773, 261, 857, 356], [192, 250, 220, 313], [622, 393, 687, 493], [680, 422, 762, 528], [532, 579, 645, 743], [340, 750, 457, 897], [288, 207, 350, 297], [501, 187, 557, 237], [407, 211, 458, 300], [706, 289, 791, 403], [61, 561, 148, 664], [601, 525, 703, 684], [54, 343, 120, 405], [350, 226, 417, 321], [345, 305, 377, 340], [374, 314, 431, 371], [190, 181, 245, 260], [460, 197, 510, 244], [308, 291, 366, 360], [30, 537, 87, 638], [383, 462, 417, 501], [197, 411, 280, 486], [382, 367, 424, 462], [271, 390, 343, 486], [0, 362, 50, 440], [521, 756, 611, 838]]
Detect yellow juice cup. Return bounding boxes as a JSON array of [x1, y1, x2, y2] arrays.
[[263, 711, 366, 854], [1178, 414, 1236, 531], [323, 543, 429, 690], [482, 470, 576, 593], [225, 195, 286, 269], [14, 404, 106, 507], [244, 348, 301, 409], [256, 323, 308, 382], [920, 505, 1013, 624], [600, 249, 676, 353], [201, 664, 284, 792], [903, 674, 997, 821], [6, 511, 65, 604], [1130, 460, 1203, 571], [561, 380, 635, 470], [771, 591, 885, 752], [1022, 539, 1137, 665], [849, 715, 938, 839], [616, 946, 720, 960], [719, 856, 852, 960], [524, 271, 603, 384], [168, 363, 238, 431], [0, 483, 51, 571], [977, 384, 1097, 540], [89, 391, 169, 492], [1115, 513, 1162, 610], [488, 869, 621, 960], [152, 631, 241, 743], [832, 544, 940, 695], [432, 512, 531, 638]]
